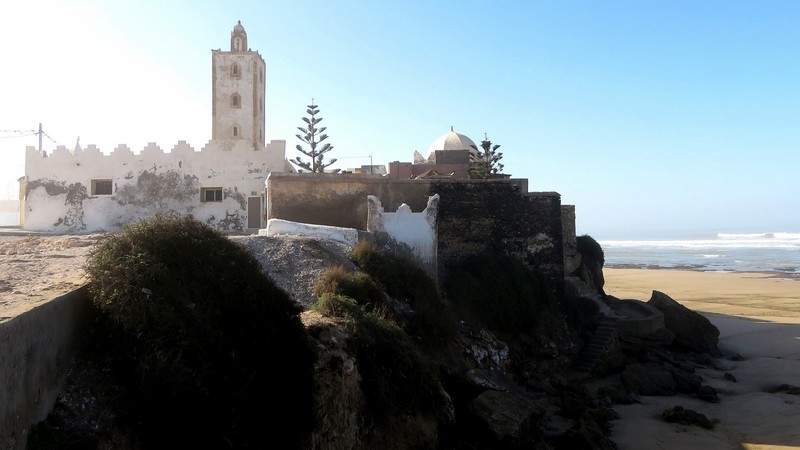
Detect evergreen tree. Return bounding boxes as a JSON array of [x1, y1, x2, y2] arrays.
[[469, 135, 503, 179], [290, 102, 339, 173]]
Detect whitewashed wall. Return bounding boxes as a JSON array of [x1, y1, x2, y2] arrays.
[[367, 194, 439, 278], [23, 139, 289, 232]]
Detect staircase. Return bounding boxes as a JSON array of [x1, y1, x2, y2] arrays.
[[576, 318, 618, 373]]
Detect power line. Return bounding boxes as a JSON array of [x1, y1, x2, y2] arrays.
[[0, 132, 37, 139]]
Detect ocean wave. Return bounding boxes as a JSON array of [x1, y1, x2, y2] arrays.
[[599, 239, 799, 249], [717, 232, 800, 241], [601, 232, 800, 250]]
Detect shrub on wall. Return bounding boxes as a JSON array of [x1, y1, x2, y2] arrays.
[[312, 293, 445, 419], [84, 212, 315, 448], [348, 240, 456, 345]]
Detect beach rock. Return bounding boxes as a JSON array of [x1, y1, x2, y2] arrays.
[[467, 390, 545, 447], [668, 367, 703, 394], [724, 372, 737, 383], [768, 384, 800, 395], [696, 385, 720, 403], [620, 362, 677, 396], [647, 291, 720, 353], [662, 405, 715, 429], [597, 384, 639, 405]]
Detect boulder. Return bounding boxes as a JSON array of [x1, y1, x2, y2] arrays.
[[647, 291, 720, 353], [620, 362, 677, 396], [662, 405, 715, 429], [467, 390, 545, 447]]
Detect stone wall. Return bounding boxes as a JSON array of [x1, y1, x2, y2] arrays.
[[431, 181, 565, 286], [266, 173, 566, 285]]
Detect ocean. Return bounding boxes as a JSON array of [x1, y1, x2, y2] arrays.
[[599, 232, 800, 275]]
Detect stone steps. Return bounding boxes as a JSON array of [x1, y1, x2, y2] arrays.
[[576, 319, 617, 373]]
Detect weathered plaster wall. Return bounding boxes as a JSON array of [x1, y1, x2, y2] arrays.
[[267, 173, 566, 285], [24, 139, 287, 232], [0, 288, 92, 450], [266, 173, 433, 230]]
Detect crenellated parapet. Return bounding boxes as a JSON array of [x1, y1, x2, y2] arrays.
[[27, 139, 287, 164], [23, 139, 289, 232]]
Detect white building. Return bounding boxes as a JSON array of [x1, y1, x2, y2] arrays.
[[22, 22, 292, 232]]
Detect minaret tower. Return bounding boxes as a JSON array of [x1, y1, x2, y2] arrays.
[[212, 21, 266, 148]]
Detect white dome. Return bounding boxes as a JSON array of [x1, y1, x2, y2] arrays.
[[427, 129, 477, 155]]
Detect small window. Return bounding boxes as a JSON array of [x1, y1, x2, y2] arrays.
[[231, 63, 240, 78], [201, 187, 223, 202], [91, 179, 112, 195], [232, 126, 239, 137], [231, 93, 241, 108]]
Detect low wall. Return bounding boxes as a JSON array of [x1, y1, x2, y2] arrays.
[[0, 287, 92, 450]]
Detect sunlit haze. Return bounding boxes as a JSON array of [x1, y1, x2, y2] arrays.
[[2, 1, 798, 239]]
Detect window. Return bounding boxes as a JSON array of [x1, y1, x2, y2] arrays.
[[231, 93, 241, 108], [232, 126, 239, 137], [91, 179, 112, 195], [231, 63, 240, 78], [201, 187, 223, 202]]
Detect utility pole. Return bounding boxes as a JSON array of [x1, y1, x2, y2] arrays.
[[38, 123, 42, 151]]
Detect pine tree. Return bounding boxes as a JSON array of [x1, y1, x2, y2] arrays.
[[469, 135, 503, 179], [290, 102, 339, 173]]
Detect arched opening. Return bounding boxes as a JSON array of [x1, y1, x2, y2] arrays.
[[233, 126, 239, 137], [232, 64, 240, 77], [231, 93, 241, 108]]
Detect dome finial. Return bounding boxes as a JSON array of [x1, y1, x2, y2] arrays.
[[450, 125, 453, 132]]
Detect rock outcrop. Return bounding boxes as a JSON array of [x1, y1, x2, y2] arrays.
[[647, 290, 720, 353]]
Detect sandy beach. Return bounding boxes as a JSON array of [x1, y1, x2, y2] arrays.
[[603, 268, 800, 450]]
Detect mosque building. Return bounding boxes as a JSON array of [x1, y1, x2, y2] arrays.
[[21, 21, 291, 232]]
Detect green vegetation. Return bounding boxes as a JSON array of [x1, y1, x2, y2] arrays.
[[312, 293, 444, 418], [443, 254, 560, 335], [469, 136, 504, 179], [313, 264, 386, 309], [313, 242, 459, 419], [290, 102, 339, 173], [348, 240, 456, 344], [83, 212, 315, 448]]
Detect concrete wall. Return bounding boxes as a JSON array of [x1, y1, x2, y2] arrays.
[[24, 139, 288, 232], [266, 173, 566, 285], [0, 288, 92, 450]]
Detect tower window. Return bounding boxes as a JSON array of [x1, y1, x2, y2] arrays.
[[231, 93, 241, 108], [233, 126, 239, 137], [234, 37, 242, 51], [232, 64, 240, 78]]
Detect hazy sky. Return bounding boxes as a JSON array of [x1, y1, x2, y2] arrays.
[[1, 1, 798, 239]]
